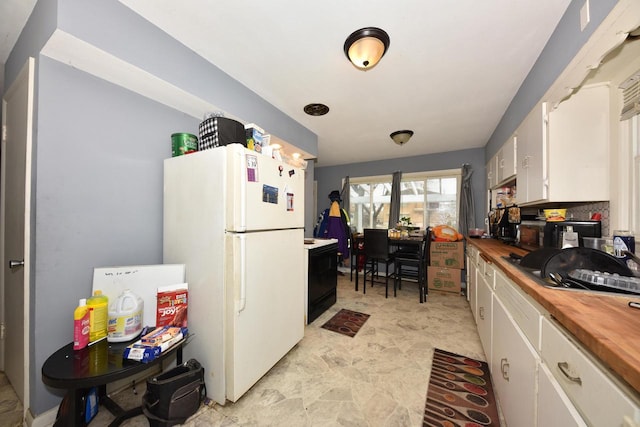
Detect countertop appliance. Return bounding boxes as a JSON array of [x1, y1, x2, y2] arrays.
[[543, 220, 601, 248], [489, 207, 520, 243], [163, 144, 305, 405]]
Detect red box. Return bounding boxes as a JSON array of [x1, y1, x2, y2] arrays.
[[156, 284, 188, 328]]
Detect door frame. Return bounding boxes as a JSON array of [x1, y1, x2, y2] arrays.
[[1, 56, 34, 415]]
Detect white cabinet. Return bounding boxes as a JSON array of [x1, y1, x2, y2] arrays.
[[491, 295, 539, 427], [537, 363, 587, 427], [516, 84, 610, 205], [546, 83, 610, 202], [497, 134, 517, 185], [516, 101, 548, 204], [466, 252, 478, 319], [486, 155, 498, 189], [541, 317, 640, 426], [466, 243, 640, 426], [476, 277, 492, 362]]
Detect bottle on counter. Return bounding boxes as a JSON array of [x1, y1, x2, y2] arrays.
[[73, 298, 90, 350], [87, 290, 108, 343]]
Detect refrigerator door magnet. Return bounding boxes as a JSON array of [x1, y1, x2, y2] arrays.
[[246, 154, 258, 182]]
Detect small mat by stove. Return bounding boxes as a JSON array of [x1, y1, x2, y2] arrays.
[[321, 309, 370, 337], [423, 348, 500, 426]]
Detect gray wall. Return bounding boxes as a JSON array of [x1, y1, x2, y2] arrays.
[[314, 148, 486, 231], [4, 0, 318, 416]]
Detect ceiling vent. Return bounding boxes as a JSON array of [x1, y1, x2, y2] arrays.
[[620, 70, 640, 121]]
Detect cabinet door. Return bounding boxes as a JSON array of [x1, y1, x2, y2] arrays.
[[486, 156, 497, 189], [547, 83, 609, 202], [537, 362, 587, 427], [498, 135, 517, 183], [467, 259, 477, 319], [491, 295, 539, 427], [476, 277, 492, 362], [517, 102, 547, 204]]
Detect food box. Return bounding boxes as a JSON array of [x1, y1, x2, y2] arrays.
[[156, 283, 188, 328], [429, 241, 465, 269], [245, 123, 264, 153], [198, 116, 245, 150], [141, 326, 183, 346], [427, 266, 462, 295], [123, 327, 187, 363]]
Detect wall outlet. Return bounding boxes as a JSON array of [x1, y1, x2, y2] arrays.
[[580, 0, 590, 31]]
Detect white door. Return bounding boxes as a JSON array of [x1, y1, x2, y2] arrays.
[[1, 57, 34, 407], [225, 144, 304, 232], [224, 228, 304, 401]]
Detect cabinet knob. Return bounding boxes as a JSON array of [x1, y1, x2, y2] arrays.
[[500, 358, 510, 381], [479, 306, 485, 320]]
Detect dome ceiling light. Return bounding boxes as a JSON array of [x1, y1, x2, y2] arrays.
[[344, 27, 390, 71], [390, 130, 414, 145]]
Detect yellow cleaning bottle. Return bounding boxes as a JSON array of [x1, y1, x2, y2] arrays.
[[87, 290, 108, 343], [73, 298, 90, 350]]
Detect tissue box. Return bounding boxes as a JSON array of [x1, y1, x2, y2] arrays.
[[198, 117, 245, 150]]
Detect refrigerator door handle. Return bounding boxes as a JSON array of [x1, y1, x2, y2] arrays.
[[236, 234, 247, 314]]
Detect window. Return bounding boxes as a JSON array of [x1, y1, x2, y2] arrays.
[[348, 169, 461, 232]]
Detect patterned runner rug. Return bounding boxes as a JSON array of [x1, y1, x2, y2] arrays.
[[424, 348, 500, 426], [320, 309, 370, 337]]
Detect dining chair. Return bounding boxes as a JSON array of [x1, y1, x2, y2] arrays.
[[394, 227, 431, 303], [363, 228, 396, 298]]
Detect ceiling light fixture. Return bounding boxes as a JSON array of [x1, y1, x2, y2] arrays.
[[390, 130, 414, 145], [344, 27, 390, 71], [304, 103, 330, 116]]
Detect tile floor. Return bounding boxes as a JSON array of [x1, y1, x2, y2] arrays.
[[0, 372, 23, 427], [18, 272, 488, 426]]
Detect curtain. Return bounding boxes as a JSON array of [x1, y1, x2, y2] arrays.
[[389, 171, 402, 229], [341, 176, 350, 219], [459, 163, 475, 235]]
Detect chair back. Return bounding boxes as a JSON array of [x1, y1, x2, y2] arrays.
[[363, 229, 390, 259], [422, 227, 432, 263]]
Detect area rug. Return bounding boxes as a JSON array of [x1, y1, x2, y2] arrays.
[[423, 348, 500, 426], [321, 309, 370, 337]]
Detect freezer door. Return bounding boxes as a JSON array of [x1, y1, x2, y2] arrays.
[[225, 229, 305, 402], [226, 144, 304, 232]]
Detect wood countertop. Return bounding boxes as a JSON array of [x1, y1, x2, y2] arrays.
[[467, 238, 640, 397]]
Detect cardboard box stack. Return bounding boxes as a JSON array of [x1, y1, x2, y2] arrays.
[[428, 240, 465, 295]]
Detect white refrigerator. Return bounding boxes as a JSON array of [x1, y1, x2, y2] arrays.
[[163, 143, 305, 404]]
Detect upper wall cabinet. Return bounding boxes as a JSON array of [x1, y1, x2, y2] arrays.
[[487, 155, 498, 190], [516, 83, 610, 205], [546, 83, 610, 202], [497, 134, 517, 186], [516, 102, 547, 204]]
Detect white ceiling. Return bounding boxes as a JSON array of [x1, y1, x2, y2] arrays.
[[2, 1, 572, 167]]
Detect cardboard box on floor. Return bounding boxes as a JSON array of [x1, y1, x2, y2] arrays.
[[429, 241, 464, 269], [427, 266, 462, 295]]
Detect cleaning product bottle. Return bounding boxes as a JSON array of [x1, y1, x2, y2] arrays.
[[107, 289, 144, 342], [73, 298, 90, 350], [87, 290, 109, 343]]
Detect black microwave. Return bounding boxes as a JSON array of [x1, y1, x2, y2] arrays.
[[543, 220, 602, 248]]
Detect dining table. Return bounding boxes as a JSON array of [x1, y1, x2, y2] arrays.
[[352, 232, 425, 293]]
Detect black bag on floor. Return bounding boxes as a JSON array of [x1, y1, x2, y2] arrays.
[[142, 358, 206, 427]]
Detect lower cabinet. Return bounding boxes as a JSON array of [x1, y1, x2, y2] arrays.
[[491, 296, 539, 427], [466, 246, 640, 426], [476, 277, 492, 362], [537, 362, 587, 427]]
